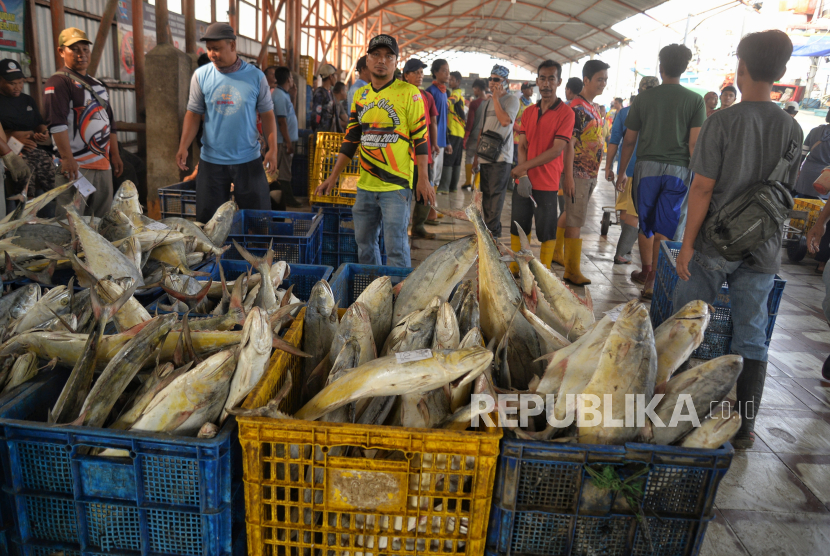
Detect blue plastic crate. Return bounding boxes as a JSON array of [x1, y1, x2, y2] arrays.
[[486, 437, 734, 556], [650, 241, 786, 360], [226, 209, 322, 265], [329, 263, 413, 307], [0, 371, 244, 556], [315, 205, 387, 268], [158, 181, 197, 219]]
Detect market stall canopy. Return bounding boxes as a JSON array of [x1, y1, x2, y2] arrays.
[[791, 35, 830, 57], [369, 0, 672, 70]]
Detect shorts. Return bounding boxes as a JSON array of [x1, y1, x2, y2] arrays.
[[510, 188, 559, 243], [277, 143, 292, 183], [632, 160, 692, 238], [564, 177, 597, 228], [614, 176, 637, 216]]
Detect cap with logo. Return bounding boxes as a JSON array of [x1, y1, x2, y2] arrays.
[[367, 34, 399, 57], [58, 28, 92, 48], [784, 101, 799, 114], [200, 22, 237, 41], [318, 63, 337, 79], [0, 59, 24, 82], [402, 58, 427, 74]]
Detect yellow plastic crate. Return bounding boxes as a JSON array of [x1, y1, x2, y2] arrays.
[[791, 198, 825, 231], [308, 131, 361, 206], [238, 308, 502, 556], [299, 55, 315, 86]]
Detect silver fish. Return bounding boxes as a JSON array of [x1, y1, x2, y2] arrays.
[[303, 280, 338, 378], [202, 201, 237, 246], [221, 307, 272, 423], [355, 276, 393, 348], [0, 284, 40, 328], [330, 302, 376, 366]]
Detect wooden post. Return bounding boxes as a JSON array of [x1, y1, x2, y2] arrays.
[[50, 0, 66, 70], [294, 0, 301, 70], [184, 0, 197, 54], [25, 0, 43, 113], [133, 0, 146, 153], [156, 0, 170, 45], [89, 0, 120, 76], [337, 0, 343, 70], [211, 0, 217, 22], [229, 0, 238, 34]]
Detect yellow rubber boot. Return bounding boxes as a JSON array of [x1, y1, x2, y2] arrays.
[[540, 240, 555, 268], [551, 228, 565, 267], [474, 171, 481, 190], [510, 234, 521, 275], [563, 238, 592, 285], [464, 164, 473, 187]]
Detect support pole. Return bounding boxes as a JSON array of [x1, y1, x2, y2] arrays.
[[133, 0, 146, 155], [89, 0, 120, 76], [156, 0, 170, 45], [25, 0, 43, 114], [211, 0, 217, 22], [337, 0, 343, 70], [184, 0, 197, 54], [51, 0, 66, 70]]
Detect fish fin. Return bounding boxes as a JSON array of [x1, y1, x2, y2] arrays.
[[65, 252, 98, 288], [11, 257, 55, 285], [565, 313, 578, 342], [89, 287, 104, 321], [232, 239, 267, 270], [182, 312, 201, 364], [229, 270, 246, 312], [431, 205, 470, 222], [217, 254, 229, 299], [46, 307, 78, 333], [3, 251, 13, 277], [279, 284, 294, 307], [161, 278, 213, 309], [584, 286, 593, 311], [392, 280, 405, 297], [47, 408, 56, 424], [303, 354, 331, 402], [514, 222, 533, 251], [269, 302, 304, 328], [273, 335, 310, 357], [103, 279, 139, 322], [499, 255, 515, 263]]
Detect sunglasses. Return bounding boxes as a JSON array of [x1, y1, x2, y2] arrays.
[[489, 77, 502, 83]]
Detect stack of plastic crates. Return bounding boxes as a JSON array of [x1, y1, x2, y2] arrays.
[[158, 181, 197, 219], [789, 198, 825, 233], [318, 205, 388, 267], [291, 129, 314, 198], [650, 241, 786, 360], [0, 371, 245, 555], [224, 209, 323, 265], [329, 263, 413, 306], [486, 438, 734, 556], [144, 260, 333, 316], [237, 303, 502, 556], [308, 132, 360, 205], [299, 55, 315, 86]]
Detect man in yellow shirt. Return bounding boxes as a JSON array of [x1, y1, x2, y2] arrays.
[[438, 71, 466, 193], [316, 34, 434, 267]]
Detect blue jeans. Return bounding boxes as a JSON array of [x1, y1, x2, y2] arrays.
[[822, 262, 830, 323], [673, 248, 775, 361], [353, 188, 412, 268]]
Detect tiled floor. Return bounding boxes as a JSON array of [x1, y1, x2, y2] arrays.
[[300, 173, 830, 555]]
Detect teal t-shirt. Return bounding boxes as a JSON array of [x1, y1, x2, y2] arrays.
[[624, 83, 706, 168]]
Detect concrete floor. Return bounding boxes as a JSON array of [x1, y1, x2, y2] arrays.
[[408, 177, 830, 556]]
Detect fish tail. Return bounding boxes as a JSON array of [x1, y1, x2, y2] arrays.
[[514, 222, 532, 252], [233, 239, 270, 272]]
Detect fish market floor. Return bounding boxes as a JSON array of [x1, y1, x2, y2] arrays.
[[302, 177, 830, 555]]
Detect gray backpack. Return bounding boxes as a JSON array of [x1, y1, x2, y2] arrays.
[[702, 137, 798, 264]]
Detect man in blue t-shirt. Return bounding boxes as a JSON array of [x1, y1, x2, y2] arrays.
[[176, 22, 277, 223], [426, 59, 449, 187], [272, 66, 300, 208]]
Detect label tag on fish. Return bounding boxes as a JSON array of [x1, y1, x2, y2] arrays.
[[396, 349, 433, 364], [604, 303, 627, 322], [74, 175, 97, 198], [6, 136, 24, 155], [144, 221, 168, 231]]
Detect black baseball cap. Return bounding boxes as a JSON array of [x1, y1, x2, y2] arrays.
[[201, 22, 236, 41], [521, 82, 533, 90], [402, 58, 427, 74], [367, 34, 398, 57], [0, 59, 23, 81]]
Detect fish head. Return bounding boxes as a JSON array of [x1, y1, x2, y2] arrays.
[[309, 280, 336, 317], [440, 346, 494, 382], [347, 301, 371, 323], [673, 300, 710, 320], [427, 296, 442, 310], [114, 180, 139, 203]]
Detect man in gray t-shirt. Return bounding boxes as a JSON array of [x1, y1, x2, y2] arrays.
[[471, 64, 520, 236], [673, 29, 803, 450]]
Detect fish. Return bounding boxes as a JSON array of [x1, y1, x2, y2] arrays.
[[110, 180, 142, 216], [653, 300, 710, 386], [295, 347, 494, 421], [393, 236, 478, 325], [449, 280, 472, 314], [458, 327, 484, 348], [401, 387, 450, 428], [648, 354, 744, 446], [203, 200, 237, 246], [536, 316, 614, 396], [466, 201, 542, 389], [303, 281, 339, 377], [514, 225, 594, 339], [13, 285, 71, 334], [319, 339, 362, 424], [382, 298, 440, 355], [65, 205, 144, 286], [110, 362, 193, 430], [121, 235, 144, 271], [221, 307, 272, 423], [95, 279, 151, 332], [227, 371, 293, 419], [578, 301, 658, 445], [77, 313, 177, 428], [1, 352, 38, 394], [164, 273, 211, 314], [432, 302, 460, 350], [680, 412, 742, 449], [457, 291, 480, 340], [520, 306, 570, 355], [355, 276, 393, 348], [130, 349, 237, 435], [198, 423, 219, 438], [1, 181, 75, 224], [330, 302, 376, 366], [234, 241, 279, 315], [49, 283, 138, 424], [9, 223, 72, 251], [148, 241, 193, 275], [0, 283, 40, 328], [162, 217, 228, 256]]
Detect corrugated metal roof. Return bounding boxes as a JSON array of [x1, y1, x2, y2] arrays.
[[353, 0, 669, 70]]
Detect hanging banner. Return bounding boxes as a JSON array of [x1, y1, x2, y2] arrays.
[[0, 0, 25, 53], [116, 0, 209, 83]]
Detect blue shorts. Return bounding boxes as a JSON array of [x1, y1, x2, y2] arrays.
[[632, 160, 692, 238]]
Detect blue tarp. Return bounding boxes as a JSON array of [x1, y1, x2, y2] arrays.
[[792, 36, 830, 57]]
